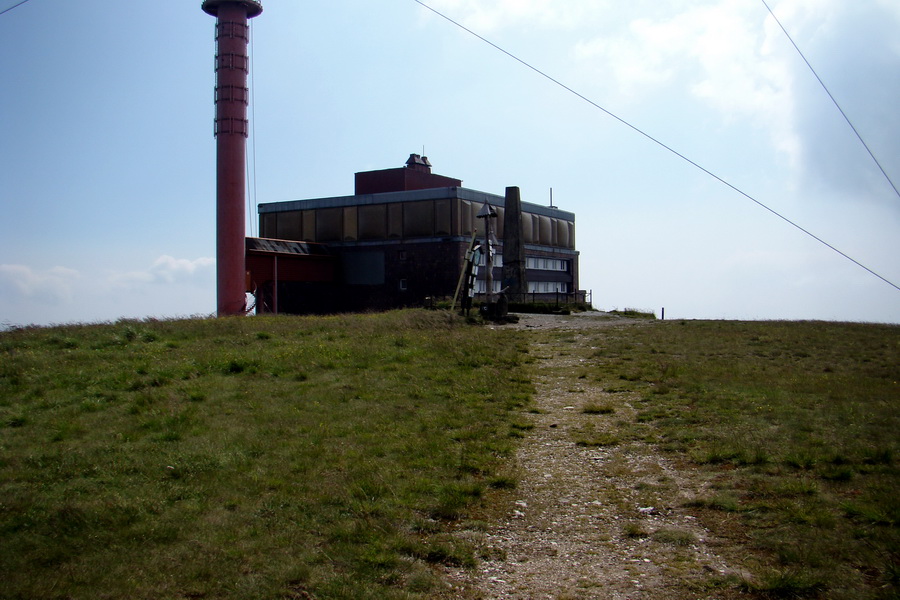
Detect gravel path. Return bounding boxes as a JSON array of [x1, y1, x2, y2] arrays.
[[443, 312, 747, 599]]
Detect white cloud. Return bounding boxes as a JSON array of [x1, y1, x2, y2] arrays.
[[572, 1, 800, 161], [0, 264, 80, 304], [0, 257, 217, 327], [567, 0, 899, 199], [770, 0, 900, 200], [423, 0, 604, 32], [148, 255, 215, 284], [110, 255, 215, 287]]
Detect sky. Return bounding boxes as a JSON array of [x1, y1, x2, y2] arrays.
[[1, 0, 898, 327]]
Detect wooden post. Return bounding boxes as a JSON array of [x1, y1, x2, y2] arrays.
[[475, 202, 498, 307], [485, 213, 494, 304]]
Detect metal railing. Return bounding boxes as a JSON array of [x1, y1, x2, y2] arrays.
[[473, 290, 591, 307]]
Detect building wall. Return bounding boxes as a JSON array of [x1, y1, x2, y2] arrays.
[[257, 186, 580, 312], [335, 240, 469, 310], [260, 189, 576, 250], [354, 167, 462, 195]]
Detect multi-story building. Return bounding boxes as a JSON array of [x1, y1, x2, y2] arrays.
[[249, 155, 582, 313]]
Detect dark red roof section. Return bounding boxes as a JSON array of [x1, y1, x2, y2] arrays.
[[354, 154, 462, 194]]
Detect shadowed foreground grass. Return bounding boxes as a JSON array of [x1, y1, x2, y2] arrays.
[[0, 310, 531, 599], [582, 319, 899, 599]]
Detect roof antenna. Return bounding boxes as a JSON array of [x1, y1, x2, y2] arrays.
[[549, 187, 556, 209]]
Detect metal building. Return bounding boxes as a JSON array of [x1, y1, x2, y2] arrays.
[[252, 155, 583, 314]]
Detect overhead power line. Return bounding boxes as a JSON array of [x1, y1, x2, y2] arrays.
[[412, 0, 900, 293], [0, 0, 33, 17], [250, 19, 260, 238], [761, 0, 900, 202]]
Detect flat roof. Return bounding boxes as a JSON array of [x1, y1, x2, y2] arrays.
[[258, 187, 576, 222], [245, 237, 331, 256]]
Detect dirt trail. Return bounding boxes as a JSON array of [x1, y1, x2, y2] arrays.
[[443, 312, 746, 599]]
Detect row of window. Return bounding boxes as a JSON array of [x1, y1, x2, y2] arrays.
[[526, 257, 568, 272], [528, 281, 568, 293], [474, 252, 503, 268], [473, 281, 569, 294], [475, 255, 568, 272], [474, 280, 502, 294]]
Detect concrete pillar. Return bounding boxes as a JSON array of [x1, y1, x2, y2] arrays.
[[502, 186, 528, 299]]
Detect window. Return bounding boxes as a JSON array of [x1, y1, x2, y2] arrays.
[[399, 279, 408, 291], [475, 251, 503, 268], [474, 280, 502, 294], [527, 281, 568, 293], [526, 257, 567, 272]]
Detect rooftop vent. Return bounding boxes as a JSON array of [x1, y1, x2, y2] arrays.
[[405, 153, 432, 173]]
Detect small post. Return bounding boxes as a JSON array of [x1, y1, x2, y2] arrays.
[[273, 254, 278, 315]]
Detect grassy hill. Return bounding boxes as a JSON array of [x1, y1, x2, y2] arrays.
[[1, 311, 897, 599], [567, 318, 899, 599], [0, 311, 530, 599]]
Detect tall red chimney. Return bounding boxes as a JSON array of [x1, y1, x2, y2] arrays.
[[201, 0, 262, 316]]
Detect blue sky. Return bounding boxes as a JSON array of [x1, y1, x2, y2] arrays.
[[1, 0, 898, 326]]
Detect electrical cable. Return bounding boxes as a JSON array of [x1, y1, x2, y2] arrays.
[[244, 21, 255, 238], [761, 0, 899, 202], [246, 142, 254, 237], [250, 19, 260, 238], [412, 0, 900, 293], [0, 0, 33, 17]]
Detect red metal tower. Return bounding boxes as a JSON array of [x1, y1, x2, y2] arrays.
[[201, 0, 263, 316]]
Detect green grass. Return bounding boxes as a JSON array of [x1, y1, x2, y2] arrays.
[[586, 319, 899, 598], [581, 402, 615, 415], [608, 308, 657, 319], [651, 527, 697, 546], [4, 313, 898, 599], [0, 310, 532, 599]]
